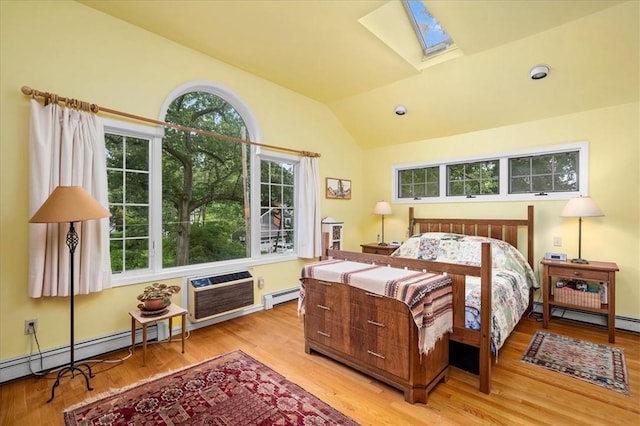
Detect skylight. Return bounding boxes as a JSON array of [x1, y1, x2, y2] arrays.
[[403, 0, 453, 57]]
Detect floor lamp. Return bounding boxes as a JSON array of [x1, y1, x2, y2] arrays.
[[373, 201, 392, 246], [560, 195, 603, 264], [29, 186, 111, 403]]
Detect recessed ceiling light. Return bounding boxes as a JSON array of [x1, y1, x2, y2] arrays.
[[530, 65, 550, 80], [394, 105, 407, 115]]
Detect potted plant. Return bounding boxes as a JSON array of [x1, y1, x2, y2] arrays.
[[137, 283, 181, 311]]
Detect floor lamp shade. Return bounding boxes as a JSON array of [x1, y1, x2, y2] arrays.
[[373, 201, 392, 246], [560, 196, 603, 264], [28, 186, 110, 402], [29, 186, 111, 224]]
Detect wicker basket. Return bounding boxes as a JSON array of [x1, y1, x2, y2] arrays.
[[554, 287, 600, 309]]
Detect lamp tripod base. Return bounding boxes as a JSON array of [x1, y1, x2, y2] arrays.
[[570, 258, 589, 264], [378, 242, 388, 246], [47, 363, 94, 403]]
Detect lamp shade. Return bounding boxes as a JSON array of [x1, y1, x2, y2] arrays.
[[30, 186, 111, 223], [560, 196, 603, 218], [373, 201, 392, 215]]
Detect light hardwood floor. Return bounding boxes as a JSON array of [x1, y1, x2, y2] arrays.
[[1, 301, 638, 425]]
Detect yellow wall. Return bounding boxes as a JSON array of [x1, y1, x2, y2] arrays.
[[0, 1, 364, 360], [362, 102, 640, 318], [1, 1, 638, 367]]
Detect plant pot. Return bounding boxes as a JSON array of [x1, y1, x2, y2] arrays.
[[143, 298, 170, 311]]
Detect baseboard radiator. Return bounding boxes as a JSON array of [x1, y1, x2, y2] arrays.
[[263, 287, 300, 310], [187, 271, 254, 322]]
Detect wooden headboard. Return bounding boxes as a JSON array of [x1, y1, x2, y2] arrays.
[[408, 205, 534, 268]]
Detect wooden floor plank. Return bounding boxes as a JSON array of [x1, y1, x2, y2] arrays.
[[0, 301, 638, 425]]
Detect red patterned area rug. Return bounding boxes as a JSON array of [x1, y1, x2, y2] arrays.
[[521, 330, 629, 395], [64, 350, 359, 425]]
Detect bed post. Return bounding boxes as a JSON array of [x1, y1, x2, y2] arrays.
[[408, 207, 415, 235], [321, 232, 330, 260], [527, 205, 534, 268], [526, 205, 535, 313], [479, 242, 491, 394]]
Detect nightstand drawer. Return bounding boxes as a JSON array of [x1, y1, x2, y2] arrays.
[[547, 266, 610, 281]]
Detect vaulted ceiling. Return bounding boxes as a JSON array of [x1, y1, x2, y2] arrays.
[[79, 0, 639, 149]]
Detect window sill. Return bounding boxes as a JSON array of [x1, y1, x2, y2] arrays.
[[110, 254, 301, 288]]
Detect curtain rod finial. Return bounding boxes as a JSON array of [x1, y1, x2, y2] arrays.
[[21, 86, 34, 95]]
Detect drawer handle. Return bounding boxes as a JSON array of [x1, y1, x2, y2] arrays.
[[317, 331, 330, 337], [365, 292, 383, 298], [573, 271, 581, 276], [367, 350, 385, 359], [316, 304, 330, 311], [319, 281, 333, 286], [367, 320, 385, 327]]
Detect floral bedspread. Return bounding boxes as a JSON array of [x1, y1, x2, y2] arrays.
[[391, 232, 537, 353]]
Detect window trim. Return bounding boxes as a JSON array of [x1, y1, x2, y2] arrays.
[[392, 141, 589, 204]]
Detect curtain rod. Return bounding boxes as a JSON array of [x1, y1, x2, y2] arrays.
[[21, 86, 321, 158]]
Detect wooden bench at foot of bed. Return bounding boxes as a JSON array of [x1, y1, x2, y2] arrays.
[[303, 277, 450, 404]]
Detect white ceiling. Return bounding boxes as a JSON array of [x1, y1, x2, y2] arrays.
[[79, 0, 639, 149]]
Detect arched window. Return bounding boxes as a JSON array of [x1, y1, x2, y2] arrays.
[[105, 81, 298, 283]]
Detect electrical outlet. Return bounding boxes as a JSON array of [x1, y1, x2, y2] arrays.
[[24, 319, 37, 335], [257, 277, 265, 289]]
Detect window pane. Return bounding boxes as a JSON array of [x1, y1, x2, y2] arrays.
[[109, 206, 124, 238], [447, 160, 499, 196], [105, 134, 123, 169], [110, 239, 123, 274], [448, 164, 464, 181], [125, 206, 148, 238], [106, 132, 150, 274], [397, 166, 439, 198], [162, 91, 250, 267], [125, 172, 148, 204], [511, 176, 531, 193], [125, 238, 149, 271], [126, 137, 149, 171], [531, 156, 553, 174], [532, 175, 553, 191], [509, 151, 578, 194], [108, 170, 123, 204], [260, 159, 295, 255], [449, 180, 464, 195], [510, 157, 530, 177], [554, 172, 577, 191]]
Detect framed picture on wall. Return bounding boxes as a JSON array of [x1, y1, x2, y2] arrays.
[[326, 178, 351, 200]]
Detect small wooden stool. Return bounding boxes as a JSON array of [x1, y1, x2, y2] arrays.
[[129, 304, 187, 366]]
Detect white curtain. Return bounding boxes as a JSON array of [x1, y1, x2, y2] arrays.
[[296, 156, 321, 258], [28, 99, 111, 297]]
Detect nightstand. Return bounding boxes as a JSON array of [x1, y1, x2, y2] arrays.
[[360, 243, 398, 256], [541, 259, 618, 343]]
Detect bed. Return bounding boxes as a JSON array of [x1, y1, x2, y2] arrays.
[[307, 205, 535, 396]]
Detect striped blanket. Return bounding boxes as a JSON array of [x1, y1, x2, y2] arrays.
[[300, 259, 452, 354]]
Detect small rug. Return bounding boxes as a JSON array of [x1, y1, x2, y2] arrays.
[[64, 350, 359, 425], [521, 330, 629, 395]]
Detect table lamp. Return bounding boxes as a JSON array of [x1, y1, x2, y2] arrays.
[[560, 195, 603, 264], [373, 201, 392, 246]]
